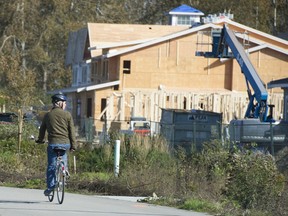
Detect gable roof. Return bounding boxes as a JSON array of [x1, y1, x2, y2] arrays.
[[169, 4, 204, 16], [234, 32, 288, 55], [214, 18, 288, 47], [104, 22, 288, 59], [89, 38, 156, 51], [104, 23, 217, 58], [87, 23, 188, 58]]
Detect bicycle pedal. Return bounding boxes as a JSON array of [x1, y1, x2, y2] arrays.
[[65, 170, 70, 179]]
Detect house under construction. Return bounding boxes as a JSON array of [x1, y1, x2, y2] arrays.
[[56, 5, 288, 139]]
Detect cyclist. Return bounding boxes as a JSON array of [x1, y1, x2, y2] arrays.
[[36, 93, 76, 196]]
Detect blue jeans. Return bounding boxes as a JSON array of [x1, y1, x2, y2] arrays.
[[46, 144, 70, 189]]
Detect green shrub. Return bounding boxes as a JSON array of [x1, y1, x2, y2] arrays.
[[73, 144, 114, 172], [173, 140, 285, 215], [180, 198, 220, 213], [225, 149, 285, 210], [0, 151, 19, 170], [1, 131, 287, 216], [0, 124, 18, 139], [20, 178, 45, 189]]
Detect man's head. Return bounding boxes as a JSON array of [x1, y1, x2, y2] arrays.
[[51, 93, 67, 109]]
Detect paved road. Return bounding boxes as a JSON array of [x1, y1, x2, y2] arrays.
[[0, 186, 212, 216]]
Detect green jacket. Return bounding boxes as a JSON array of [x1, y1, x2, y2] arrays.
[[38, 107, 76, 149]]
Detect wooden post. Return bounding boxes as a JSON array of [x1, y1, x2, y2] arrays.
[[18, 109, 23, 153]]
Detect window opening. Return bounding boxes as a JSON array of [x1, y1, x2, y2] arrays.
[[123, 60, 131, 74], [82, 65, 87, 84], [87, 98, 92, 118], [101, 98, 107, 121], [91, 62, 98, 82], [103, 60, 108, 80]]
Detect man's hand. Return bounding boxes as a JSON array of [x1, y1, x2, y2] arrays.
[[70, 147, 75, 152]]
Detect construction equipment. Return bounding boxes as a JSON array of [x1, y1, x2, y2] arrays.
[[196, 24, 286, 151]]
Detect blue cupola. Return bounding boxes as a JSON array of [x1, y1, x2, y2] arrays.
[[168, 4, 204, 26]]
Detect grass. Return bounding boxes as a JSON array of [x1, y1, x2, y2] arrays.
[[18, 178, 45, 189], [76, 172, 112, 182], [179, 198, 220, 213]]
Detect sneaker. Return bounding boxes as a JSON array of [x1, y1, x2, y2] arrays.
[[44, 188, 53, 196]]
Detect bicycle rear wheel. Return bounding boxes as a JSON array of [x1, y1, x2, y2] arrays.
[[56, 165, 65, 204], [47, 189, 54, 202]]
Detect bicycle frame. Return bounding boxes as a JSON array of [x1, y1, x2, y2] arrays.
[[47, 147, 67, 204]]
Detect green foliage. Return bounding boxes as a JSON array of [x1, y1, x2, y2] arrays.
[[179, 198, 220, 213], [73, 143, 114, 172], [0, 0, 287, 99], [172, 140, 285, 215], [0, 125, 18, 145], [0, 151, 19, 170], [0, 123, 47, 184], [76, 172, 111, 182], [224, 149, 285, 210], [19, 178, 45, 189], [0, 131, 287, 215]]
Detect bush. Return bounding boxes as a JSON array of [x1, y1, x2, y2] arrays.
[[171, 140, 285, 215], [1, 130, 287, 215], [0, 124, 18, 139], [179, 198, 220, 213], [224, 149, 285, 210], [73, 143, 114, 172]]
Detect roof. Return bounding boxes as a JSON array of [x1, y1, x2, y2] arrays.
[[214, 18, 288, 47], [105, 22, 288, 58], [105, 23, 219, 58], [169, 4, 204, 16], [235, 33, 288, 55], [87, 23, 188, 58], [68, 18, 288, 66], [48, 80, 120, 94]]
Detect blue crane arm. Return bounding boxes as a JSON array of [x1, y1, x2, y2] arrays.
[[217, 25, 269, 121]]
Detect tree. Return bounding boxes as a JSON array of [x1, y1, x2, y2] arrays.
[[0, 0, 38, 151], [0, 0, 287, 107], [275, 0, 288, 35]]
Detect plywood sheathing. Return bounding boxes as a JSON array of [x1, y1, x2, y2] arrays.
[[87, 23, 188, 58]]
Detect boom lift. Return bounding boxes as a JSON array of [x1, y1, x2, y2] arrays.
[[198, 24, 273, 122], [196, 24, 283, 150]]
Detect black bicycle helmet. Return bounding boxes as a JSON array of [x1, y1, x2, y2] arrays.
[[51, 93, 67, 103]]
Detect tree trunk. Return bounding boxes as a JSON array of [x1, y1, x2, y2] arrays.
[[43, 68, 47, 91]]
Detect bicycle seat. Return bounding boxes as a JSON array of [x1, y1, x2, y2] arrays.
[[53, 147, 67, 156]]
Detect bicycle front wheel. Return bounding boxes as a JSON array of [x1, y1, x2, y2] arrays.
[[56, 166, 65, 204]]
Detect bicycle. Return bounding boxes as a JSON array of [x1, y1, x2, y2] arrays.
[[47, 146, 68, 204]]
